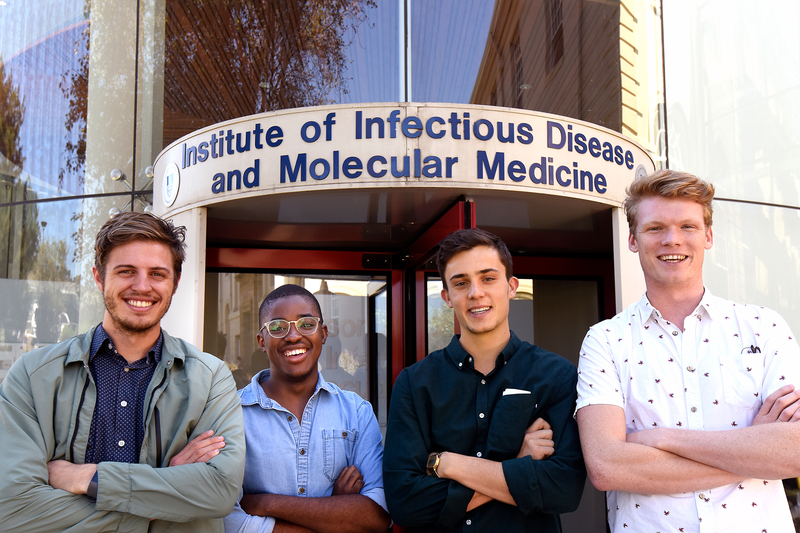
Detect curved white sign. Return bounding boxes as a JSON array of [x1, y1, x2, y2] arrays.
[[154, 103, 655, 216]]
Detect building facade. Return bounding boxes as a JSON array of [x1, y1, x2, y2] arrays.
[[2, 0, 800, 530]]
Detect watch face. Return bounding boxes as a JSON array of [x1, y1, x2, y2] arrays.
[[427, 454, 438, 468]]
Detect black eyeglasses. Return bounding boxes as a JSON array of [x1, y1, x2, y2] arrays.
[[261, 317, 322, 338]]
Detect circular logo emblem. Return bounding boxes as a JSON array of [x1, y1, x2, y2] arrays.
[[163, 162, 180, 207], [635, 164, 650, 180]]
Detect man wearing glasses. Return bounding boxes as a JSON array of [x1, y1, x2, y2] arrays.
[[224, 284, 391, 533]]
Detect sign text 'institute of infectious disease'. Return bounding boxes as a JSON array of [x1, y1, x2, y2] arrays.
[[154, 103, 654, 214]]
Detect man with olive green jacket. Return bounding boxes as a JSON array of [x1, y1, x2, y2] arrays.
[[0, 212, 244, 532]]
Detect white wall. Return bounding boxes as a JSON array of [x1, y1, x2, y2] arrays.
[[161, 207, 207, 346]]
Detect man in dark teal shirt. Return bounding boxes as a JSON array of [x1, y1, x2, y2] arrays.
[[383, 228, 585, 532]]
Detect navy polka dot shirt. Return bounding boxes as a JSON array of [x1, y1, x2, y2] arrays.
[[85, 325, 163, 464]]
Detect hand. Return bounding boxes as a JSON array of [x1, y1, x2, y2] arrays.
[[517, 417, 554, 460], [47, 460, 97, 495], [752, 384, 800, 425], [332, 465, 364, 495], [169, 430, 226, 466], [625, 427, 661, 447]]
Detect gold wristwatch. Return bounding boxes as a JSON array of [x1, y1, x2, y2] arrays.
[[426, 452, 443, 477]]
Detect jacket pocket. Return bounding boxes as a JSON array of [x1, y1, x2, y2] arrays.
[[322, 429, 357, 482], [485, 393, 537, 457]]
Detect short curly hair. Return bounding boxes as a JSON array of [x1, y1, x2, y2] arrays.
[[258, 284, 324, 327]]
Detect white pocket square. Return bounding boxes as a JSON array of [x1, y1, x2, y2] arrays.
[[502, 388, 531, 396]]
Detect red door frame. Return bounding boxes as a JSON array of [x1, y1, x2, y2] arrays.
[[400, 200, 475, 365]]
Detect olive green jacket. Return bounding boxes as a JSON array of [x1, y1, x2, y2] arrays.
[[0, 327, 245, 532]]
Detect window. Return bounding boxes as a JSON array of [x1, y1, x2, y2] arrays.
[[513, 35, 523, 108], [548, 0, 564, 69]]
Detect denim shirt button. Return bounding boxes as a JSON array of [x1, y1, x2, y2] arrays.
[[288, 415, 294, 421], [300, 448, 306, 455], [299, 487, 305, 494]]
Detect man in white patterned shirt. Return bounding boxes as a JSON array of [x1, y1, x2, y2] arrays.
[[576, 170, 800, 533]]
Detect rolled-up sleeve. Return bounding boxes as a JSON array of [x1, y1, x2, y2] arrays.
[[353, 399, 389, 512], [223, 488, 276, 533]]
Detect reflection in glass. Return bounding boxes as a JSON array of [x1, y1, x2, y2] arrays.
[[426, 277, 453, 353], [526, 278, 597, 367], [664, 1, 800, 207], [0, 198, 92, 383], [0, 1, 90, 200], [509, 278, 534, 345], [411, 0, 494, 103], [466, 0, 663, 155], [0, 57, 25, 171], [205, 273, 388, 422], [371, 286, 388, 433], [163, 0, 394, 148], [706, 201, 800, 332]]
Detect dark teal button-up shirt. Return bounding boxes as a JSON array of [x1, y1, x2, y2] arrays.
[[383, 332, 585, 532]]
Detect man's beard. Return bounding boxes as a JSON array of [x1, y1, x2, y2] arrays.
[[103, 290, 172, 336]]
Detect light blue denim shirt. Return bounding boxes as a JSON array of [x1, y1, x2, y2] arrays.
[[224, 369, 388, 533]]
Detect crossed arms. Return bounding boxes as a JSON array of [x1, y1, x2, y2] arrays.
[[224, 397, 390, 533], [578, 382, 800, 494], [382, 369, 585, 529], [236, 465, 390, 533], [576, 305, 800, 496], [46, 429, 230, 494], [0, 357, 245, 532], [433, 417, 557, 509]]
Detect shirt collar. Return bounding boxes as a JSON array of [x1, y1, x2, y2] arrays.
[[635, 287, 717, 323], [696, 288, 719, 320], [89, 324, 163, 364], [240, 368, 337, 408], [444, 331, 522, 372], [635, 294, 660, 324]]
